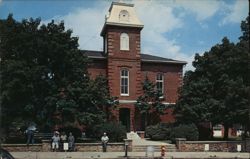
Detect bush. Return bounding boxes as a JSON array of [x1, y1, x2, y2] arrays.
[[169, 124, 199, 141], [146, 123, 199, 141], [145, 123, 172, 140], [5, 136, 29, 144], [89, 122, 126, 142]]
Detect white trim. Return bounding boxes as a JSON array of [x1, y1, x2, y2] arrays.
[[156, 73, 164, 94], [118, 99, 175, 105], [142, 59, 187, 64], [119, 100, 136, 103], [120, 69, 129, 96], [120, 33, 129, 51], [163, 102, 176, 105], [106, 22, 144, 28], [120, 94, 129, 97]]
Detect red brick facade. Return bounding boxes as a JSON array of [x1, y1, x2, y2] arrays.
[[84, 2, 186, 131]]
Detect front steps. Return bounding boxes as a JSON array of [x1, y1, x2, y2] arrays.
[[127, 131, 141, 140], [127, 132, 177, 152]]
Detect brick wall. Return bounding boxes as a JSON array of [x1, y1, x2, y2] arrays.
[[87, 24, 184, 129], [2, 141, 127, 152], [87, 59, 107, 79], [141, 63, 183, 123], [176, 138, 250, 152], [105, 25, 142, 99], [75, 143, 124, 152], [141, 63, 183, 103], [2, 144, 42, 152]]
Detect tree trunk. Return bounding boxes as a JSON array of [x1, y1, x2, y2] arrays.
[[223, 124, 229, 140]]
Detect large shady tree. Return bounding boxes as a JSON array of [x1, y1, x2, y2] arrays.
[[0, 15, 116, 138], [174, 16, 250, 139]]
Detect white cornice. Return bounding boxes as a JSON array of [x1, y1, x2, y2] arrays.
[[142, 59, 187, 64], [119, 99, 175, 105]]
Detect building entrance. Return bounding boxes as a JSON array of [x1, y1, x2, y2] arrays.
[[119, 108, 130, 132]]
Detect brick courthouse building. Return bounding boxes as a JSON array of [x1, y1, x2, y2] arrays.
[[83, 2, 186, 131]]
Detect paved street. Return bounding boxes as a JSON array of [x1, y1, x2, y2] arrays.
[[10, 151, 250, 159]]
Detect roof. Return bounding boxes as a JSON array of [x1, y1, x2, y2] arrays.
[[140, 54, 186, 64], [81, 50, 187, 65], [101, 2, 144, 36], [83, 50, 105, 59]]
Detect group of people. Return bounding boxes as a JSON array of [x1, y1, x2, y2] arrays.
[[51, 131, 75, 152], [26, 129, 109, 152], [52, 132, 109, 152]]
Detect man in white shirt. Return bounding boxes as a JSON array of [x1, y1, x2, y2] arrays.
[[101, 132, 109, 152], [51, 131, 60, 151]]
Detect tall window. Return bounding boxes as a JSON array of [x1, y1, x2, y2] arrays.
[[121, 69, 129, 95], [156, 73, 164, 94], [120, 33, 129, 50]]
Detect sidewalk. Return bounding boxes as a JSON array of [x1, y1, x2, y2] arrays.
[[10, 151, 250, 159]]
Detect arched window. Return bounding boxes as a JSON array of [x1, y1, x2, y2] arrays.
[[156, 73, 164, 94], [119, 10, 129, 22], [120, 33, 129, 51], [120, 69, 129, 95]]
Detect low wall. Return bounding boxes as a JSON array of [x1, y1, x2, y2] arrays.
[[2, 144, 42, 152], [176, 138, 250, 152], [2, 139, 132, 152], [75, 143, 124, 152]]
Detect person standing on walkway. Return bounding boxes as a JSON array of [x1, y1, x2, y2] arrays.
[[101, 132, 109, 152], [51, 131, 60, 151], [68, 132, 75, 151], [25, 129, 34, 146]]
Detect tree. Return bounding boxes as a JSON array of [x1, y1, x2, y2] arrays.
[[238, 16, 250, 136], [135, 76, 166, 130], [0, 15, 116, 137], [174, 16, 250, 139]]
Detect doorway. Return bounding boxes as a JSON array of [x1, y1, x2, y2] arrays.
[[119, 108, 130, 132]]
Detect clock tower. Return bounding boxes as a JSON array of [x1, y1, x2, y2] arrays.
[[100, 2, 144, 131]]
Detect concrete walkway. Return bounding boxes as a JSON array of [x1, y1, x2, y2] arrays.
[[10, 151, 250, 159]]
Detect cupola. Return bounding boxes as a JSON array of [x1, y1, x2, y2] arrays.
[[100, 2, 144, 36]]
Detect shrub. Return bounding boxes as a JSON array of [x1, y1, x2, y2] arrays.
[[5, 136, 30, 144], [145, 123, 172, 140], [89, 122, 126, 142], [169, 124, 199, 141], [146, 123, 199, 141]]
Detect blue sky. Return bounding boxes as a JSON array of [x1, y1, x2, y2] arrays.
[[0, 0, 249, 71]]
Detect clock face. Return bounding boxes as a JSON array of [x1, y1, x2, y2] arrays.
[[119, 10, 129, 22]]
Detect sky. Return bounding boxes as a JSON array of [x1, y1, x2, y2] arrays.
[[0, 0, 249, 71]]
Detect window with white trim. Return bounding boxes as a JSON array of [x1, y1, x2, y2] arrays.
[[120, 69, 129, 96], [156, 73, 164, 94], [120, 33, 129, 50]]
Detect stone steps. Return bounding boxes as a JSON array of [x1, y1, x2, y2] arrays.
[[127, 132, 141, 140]]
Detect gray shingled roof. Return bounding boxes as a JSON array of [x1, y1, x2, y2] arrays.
[[81, 50, 186, 64], [82, 50, 104, 58]]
